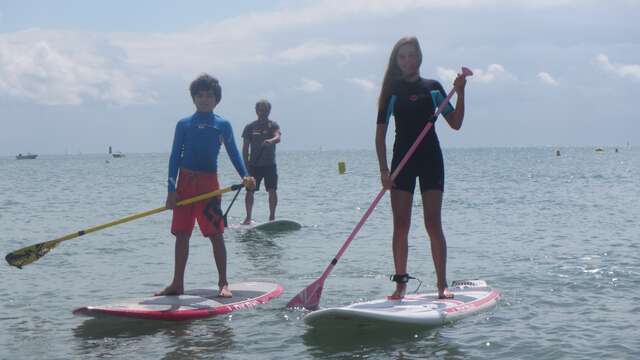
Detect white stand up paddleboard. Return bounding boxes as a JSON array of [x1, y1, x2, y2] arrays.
[[73, 282, 283, 321], [304, 280, 499, 328], [230, 219, 301, 232]]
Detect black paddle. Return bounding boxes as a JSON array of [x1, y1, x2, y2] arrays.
[[222, 186, 243, 227]]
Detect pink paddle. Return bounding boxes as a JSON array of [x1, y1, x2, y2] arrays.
[[287, 67, 473, 310]]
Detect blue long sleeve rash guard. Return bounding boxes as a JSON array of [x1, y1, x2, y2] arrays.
[[168, 111, 248, 192]]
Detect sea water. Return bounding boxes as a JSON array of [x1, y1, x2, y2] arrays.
[[1, 147, 638, 359]]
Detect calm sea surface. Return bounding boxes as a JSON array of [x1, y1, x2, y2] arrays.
[[1, 147, 638, 359]]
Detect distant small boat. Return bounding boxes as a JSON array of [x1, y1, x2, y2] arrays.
[[16, 153, 38, 160], [112, 152, 126, 158], [595, 148, 604, 152]]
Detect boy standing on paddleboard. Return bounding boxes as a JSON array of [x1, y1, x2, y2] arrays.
[[241, 99, 281, 225], [157, 74, 255, 298]]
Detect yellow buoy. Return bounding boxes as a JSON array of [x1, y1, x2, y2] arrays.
[[338, 161, 346, 174]]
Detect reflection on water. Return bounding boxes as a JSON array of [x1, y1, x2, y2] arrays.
[[236, 227, 284, 244], [73, 317, 190, 340], [161, 321, 235, 360], [303, 323, 466, 359], [233, 228, 285, 274], [73, 316, 235, 359], [3, 149, 639, 359]]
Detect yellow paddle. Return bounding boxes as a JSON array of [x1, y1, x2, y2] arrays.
[[5, 184, 243, 269]]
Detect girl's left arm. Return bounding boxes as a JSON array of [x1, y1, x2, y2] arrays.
[[444, 74, 467, 130]]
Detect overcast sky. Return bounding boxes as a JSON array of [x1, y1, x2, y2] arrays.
[[1, 0, 638, 155]]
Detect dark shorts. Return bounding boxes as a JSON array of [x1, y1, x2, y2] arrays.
[[248, 164, 278, 191], [391, 146, 444, 194], [171, 169, 224, 237]]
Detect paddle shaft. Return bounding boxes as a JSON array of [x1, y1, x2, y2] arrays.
[[287, 68, 472, 309], [6, 184, 242, 268], [223, 186, 243, 227], [314, 86, 459, 283], [58, 185, 241, 241]]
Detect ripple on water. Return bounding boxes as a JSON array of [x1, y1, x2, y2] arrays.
[[2, 149, 640, 359]]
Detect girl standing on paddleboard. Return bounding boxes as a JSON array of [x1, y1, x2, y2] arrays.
[[376, 36, 468, 300]]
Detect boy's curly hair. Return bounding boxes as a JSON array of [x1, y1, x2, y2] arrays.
[[190, 73, 221, 102]]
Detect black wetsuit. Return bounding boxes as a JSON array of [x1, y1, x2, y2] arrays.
[[242, 119, 280, 191], [377, 78, 453, 194]]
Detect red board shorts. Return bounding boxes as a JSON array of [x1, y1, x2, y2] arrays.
[[171, 169, 224, 237]]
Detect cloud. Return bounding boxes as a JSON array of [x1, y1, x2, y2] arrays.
[[0, 0, 614, 106], [473, 64, 515, 83], [298, 78, 323, 93], [0, 30, 153, 106], [596, 53, 640, 80], [109, 0, 585, 74], [346, 77, 377, 92], [537, 71, 558, 85], [275, 41, 374, 64], [436, 67, 459, 84], [437, 64, 515, 84]]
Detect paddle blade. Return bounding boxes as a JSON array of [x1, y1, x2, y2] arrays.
[[5, 240, 60, 269], [287, 277, 325, 310]]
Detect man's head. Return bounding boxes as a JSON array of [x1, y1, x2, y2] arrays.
[[255, 99, 271, 120], [190, 74, 221, 112]]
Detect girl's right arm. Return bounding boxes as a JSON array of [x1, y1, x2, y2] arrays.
[[376, 123, 393, 190], [376, 95, 395, 190]]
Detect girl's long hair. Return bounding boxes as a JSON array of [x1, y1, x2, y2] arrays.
[[377, 37, 423, 113]]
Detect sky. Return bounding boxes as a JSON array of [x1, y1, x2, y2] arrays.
[[1, 0, 639, 155]]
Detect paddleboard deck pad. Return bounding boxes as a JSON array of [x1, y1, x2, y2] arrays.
[[230, 219, 301, 232], [304, 279, 499, 328], [73, 282, 283, 321]]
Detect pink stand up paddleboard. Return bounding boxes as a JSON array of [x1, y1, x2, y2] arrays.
[[304, 280, 500, 328], [73, 282, 283, 321]]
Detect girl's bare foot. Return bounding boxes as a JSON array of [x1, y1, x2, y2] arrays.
[[438, 287, 454, 299], [387, 283, 406, 300], [218, 284, 233, 298]]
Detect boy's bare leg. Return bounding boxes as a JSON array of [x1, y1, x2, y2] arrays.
[[210, 234, 232, 298], [155, 233, 190, 296]]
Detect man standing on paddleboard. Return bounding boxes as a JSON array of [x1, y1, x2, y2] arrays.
[[241, 99, 281, 225], [157, 74, 255, 298], [376, 37, 468, 300]]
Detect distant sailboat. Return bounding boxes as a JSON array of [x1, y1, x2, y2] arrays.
[[16, 153, 38, 160], [109, 145, 125, 158]]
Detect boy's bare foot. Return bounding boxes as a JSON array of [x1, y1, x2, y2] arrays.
[[241, 218, 252, 225], [268, 216, 275, 221], [155, 284, 184, 296], [387, 283, 406, 300], [438, 287, 454, 299], [218, 284, 233, 298]]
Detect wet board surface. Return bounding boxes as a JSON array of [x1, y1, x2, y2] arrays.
[[73, 282, 283, 321], [304, 280, 500, 328], [229, 219, 301, 232]]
